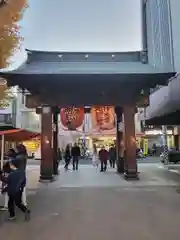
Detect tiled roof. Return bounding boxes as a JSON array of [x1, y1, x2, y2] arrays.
[[9, 61, 166, 75], [1, 49, 174, 75]]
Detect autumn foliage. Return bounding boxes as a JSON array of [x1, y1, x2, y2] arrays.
[[0, 0, 27, 107], [0, 0, 27, 68]]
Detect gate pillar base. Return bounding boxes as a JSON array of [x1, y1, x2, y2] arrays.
[[124, 169, 139, 180], [39, 174, 54, 182], [39, 164, 54, 182], [117, 157, 124, 173]]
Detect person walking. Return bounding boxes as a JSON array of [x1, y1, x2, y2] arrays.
[[16, 144, 28, 171], [109, 144, 116, 168], [71, 143, 81, 170], [99, 146, 109, 172], [1, 148, 17, 210], [16, 144, 28, 205], [152, 143, 157, 156], [0, 159, 30, 221], [64, 144, 71, 171], [92, 144, 99, 168]]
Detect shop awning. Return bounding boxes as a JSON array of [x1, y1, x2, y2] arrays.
[[0, 129, 40, 141]]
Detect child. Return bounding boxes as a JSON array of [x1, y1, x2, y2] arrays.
[[0, 159, 30, 221]]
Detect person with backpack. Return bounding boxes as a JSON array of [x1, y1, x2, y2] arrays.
[[0, 158, 30, 221]]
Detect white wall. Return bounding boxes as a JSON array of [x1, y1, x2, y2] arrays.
[[15, 93, 41, 132]]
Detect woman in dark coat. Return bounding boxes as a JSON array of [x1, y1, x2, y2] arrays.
[[64, 144, 71, 170], [16, 144, 28, 171]]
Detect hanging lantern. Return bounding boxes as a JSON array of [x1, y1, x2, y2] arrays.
[[60, 107, 84, 130], [91, 106, 115, 130]]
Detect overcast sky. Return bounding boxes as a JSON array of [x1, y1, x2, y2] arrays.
[[10, 0, 142, 69]]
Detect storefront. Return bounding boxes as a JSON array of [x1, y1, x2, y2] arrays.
[[22, 138, 40, 157], [144, 128, 174, 149]]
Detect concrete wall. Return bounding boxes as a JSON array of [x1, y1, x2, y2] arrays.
[[139, 74, 180, 119]]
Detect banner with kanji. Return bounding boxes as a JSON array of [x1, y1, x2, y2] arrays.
[[90, 106, 115, 132], [60, 107, 84, 131]]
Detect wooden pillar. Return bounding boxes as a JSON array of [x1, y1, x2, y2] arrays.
[[40, 106, 54, 181], [52, 107, 59, 175], [123, 105, 138, 180], [115, 107, 124, 173]]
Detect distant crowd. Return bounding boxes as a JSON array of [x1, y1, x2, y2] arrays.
[[63, 143, 117, 172]]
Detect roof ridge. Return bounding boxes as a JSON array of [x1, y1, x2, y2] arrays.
[[25, 48, 141, 55]]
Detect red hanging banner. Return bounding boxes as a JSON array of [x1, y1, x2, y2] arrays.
[[60, 107, 84, 130], [91, 106, 115, 131]]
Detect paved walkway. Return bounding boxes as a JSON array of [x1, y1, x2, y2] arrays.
[[1, 164, 180, 239]]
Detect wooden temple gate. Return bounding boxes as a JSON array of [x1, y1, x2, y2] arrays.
[[0, 50, 175, 180]]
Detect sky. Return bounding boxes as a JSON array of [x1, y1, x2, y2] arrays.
[[10, 0, 142, 69]]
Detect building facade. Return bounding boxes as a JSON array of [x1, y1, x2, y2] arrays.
[[140, 0, 180, 148], [144, 0, 174, 72], [15, 92, 41, 133], [0, 100, 16, 129]]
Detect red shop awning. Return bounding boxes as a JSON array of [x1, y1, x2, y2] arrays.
[[0, 129, 40, 142]]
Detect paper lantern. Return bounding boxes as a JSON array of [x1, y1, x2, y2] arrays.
[[91, 106, 115, 130], [60, 107, 84, 130]]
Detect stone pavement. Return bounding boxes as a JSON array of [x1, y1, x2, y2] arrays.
[[1, 164, 180, 240]]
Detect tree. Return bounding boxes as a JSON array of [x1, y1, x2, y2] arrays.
[[0, 0, 27, 106], [0, 24, 22, 68], [0, 0, 27, 28], [0, 0, 27, 68]]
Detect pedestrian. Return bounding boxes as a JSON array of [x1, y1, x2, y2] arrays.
[[109, 144, 116, 168], [16, 144, 28, 171], [6, 148, 17, 159], [16, 144, 28, 205], [99, 146, 109, 172], [71, 143, 81, 170], [92, 144, 99, 168], [64, 144, 71, 171], [0, 159, 30, 221], [58, 148, 62, 161], [1, 148, 17, 209], [152, 143, 157, 156]]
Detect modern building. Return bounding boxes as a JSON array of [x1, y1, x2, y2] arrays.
[[140, 0, 180, 148]]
